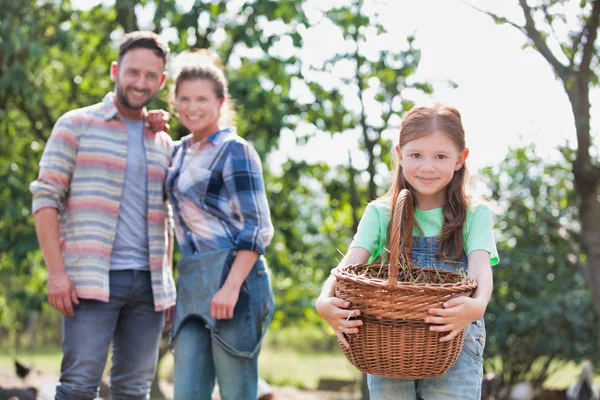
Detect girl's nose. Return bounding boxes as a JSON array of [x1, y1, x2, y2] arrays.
[[419, 160, 435, 171]]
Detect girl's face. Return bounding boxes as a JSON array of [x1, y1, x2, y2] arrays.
[[397, 130, 468, 209], [176, 78, 224, 137]]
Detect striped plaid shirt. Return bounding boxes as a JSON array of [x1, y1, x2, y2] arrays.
[[30, 93, 176, 311], [169, 128, 273, 256]]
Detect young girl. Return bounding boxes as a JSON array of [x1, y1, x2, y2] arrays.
[[316, 104, 498, 399]]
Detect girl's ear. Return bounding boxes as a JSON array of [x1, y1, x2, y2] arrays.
[[455, 148, 469, 171], [395, 144, 402, 166]]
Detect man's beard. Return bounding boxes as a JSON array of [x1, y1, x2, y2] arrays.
[[115, 83, 153, 110]]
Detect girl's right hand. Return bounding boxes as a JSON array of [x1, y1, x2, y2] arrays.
[[316, 296, 362, 349]]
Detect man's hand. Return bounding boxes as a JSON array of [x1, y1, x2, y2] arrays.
[[147, 110, 170, 133], [47, 271, 79, 317], [316, 296, 362, 349], [164, 305, 175, 331]]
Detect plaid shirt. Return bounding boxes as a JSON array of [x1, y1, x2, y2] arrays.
[[168, 128, 273, 256], [30, 93, 176, 311]]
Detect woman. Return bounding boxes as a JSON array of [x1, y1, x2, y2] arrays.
[[166, 50, 275, 400]]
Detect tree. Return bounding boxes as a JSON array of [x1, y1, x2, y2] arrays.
[[472, 0, 600, 338], [481, 146, 598, 393]]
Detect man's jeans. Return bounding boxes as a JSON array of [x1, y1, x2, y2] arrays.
[[55, 270, 165, 400]]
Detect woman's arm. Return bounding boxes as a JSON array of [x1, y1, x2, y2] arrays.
[[212, 141, 272, 319], [211, 249, 259, 320], [316, 247, 370, 348]]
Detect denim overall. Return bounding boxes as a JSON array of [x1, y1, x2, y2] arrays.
[[368, 236, 486, 400], [167, 139, 274, 400]]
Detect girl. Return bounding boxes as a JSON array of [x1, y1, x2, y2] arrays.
[[316, 104, 498, 399], [166, 51, 275, 400]]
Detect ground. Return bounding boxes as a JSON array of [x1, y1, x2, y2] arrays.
[[0, 367, 360, 400]]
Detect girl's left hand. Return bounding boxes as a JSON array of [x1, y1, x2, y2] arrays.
[[210, 285, 240, 320], [425, 296, 486, 342], [146, 109, 170, 133]]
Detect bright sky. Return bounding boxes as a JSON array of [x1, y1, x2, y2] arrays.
[[73, 0, 599, 178]]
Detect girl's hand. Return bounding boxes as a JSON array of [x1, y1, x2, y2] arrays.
[[146, 109, 170, 133], [316, 296, 362, 349], [425, 296, 486, 342], [210, 285, 240, 320]]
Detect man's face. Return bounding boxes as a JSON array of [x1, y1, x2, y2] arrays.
[[110, 48, 166, 110]]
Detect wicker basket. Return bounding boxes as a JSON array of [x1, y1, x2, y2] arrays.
[[332, 189, 478, 379]]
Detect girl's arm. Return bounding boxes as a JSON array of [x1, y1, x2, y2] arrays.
[[316, 247, 370, 348], [425, 249, 493, 342]]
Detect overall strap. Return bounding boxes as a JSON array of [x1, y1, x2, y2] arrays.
[[168, 135, 232, 255]]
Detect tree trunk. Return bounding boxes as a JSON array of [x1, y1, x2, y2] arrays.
[[26, 311, 39, 351], [348, 150, 359, 232], [567, 81, 600, 353]]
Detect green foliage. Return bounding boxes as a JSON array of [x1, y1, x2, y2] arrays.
[[481, 145, 598, 386], [0, 0, 429, 349]]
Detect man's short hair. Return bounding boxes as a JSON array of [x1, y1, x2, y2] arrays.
[[118, 31, 170, 64]]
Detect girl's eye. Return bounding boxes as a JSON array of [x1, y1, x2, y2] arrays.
[[436, 155, 447, 160], [411, 153, 421, 159]]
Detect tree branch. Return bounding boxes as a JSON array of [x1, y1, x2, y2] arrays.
[[580, 0, 600, 77], [518, 0, 570, 80], [569, 29, 585, 67], [540, 4, 572, 63], [462, 1, 524, 32]]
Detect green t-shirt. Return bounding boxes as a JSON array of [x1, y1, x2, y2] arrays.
[[349, 198, 499, 266]]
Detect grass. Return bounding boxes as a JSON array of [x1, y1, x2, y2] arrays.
[[156, 347, 359, 390], [258, 348, 360, 389], [0, 347, 62, 373], [1, 345, 598, 391]]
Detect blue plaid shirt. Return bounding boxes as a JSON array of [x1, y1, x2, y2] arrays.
[[167, 128, 274, 256]]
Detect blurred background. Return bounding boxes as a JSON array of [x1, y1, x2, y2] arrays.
[[1, 0, 599, 399]]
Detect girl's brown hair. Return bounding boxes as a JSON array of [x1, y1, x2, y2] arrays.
[[387, 104, 469, 262], [169, 49, 236, 126]]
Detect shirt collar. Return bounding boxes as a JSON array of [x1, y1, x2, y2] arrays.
[[208, 127, 233, 145], [187, 127, 233, 149], [98, 92, 120, 121]]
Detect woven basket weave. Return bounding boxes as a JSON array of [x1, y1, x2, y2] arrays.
[[332, 189, 478, 379]]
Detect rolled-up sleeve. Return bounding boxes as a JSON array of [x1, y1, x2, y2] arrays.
[[30, 115, 78, 213], [223, 142, 274, 254]]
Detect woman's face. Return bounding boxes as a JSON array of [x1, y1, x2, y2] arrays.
[[176, 78, 224, 137]]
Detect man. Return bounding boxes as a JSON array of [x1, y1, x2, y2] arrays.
[[30, 31, 175, 400]]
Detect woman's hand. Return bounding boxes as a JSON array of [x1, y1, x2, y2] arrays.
[[210, 284, 240, 320], [316, 296, 362, 349], [425, 296, 486, 342], [146, 109, 170, 133]]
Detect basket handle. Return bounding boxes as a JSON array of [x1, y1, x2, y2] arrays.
[[386, 189, 414, 289]]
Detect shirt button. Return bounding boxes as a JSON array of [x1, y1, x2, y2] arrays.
[[478, 337, 485, 345], [476, 320, 482, 327]]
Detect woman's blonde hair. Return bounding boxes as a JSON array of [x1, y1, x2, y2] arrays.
[[169, 49, 236, 126], [387, 104, 470, 261]]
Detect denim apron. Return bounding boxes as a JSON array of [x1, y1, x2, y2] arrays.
[[167, 138, 274, 359], [368, 236, 486, 399]]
